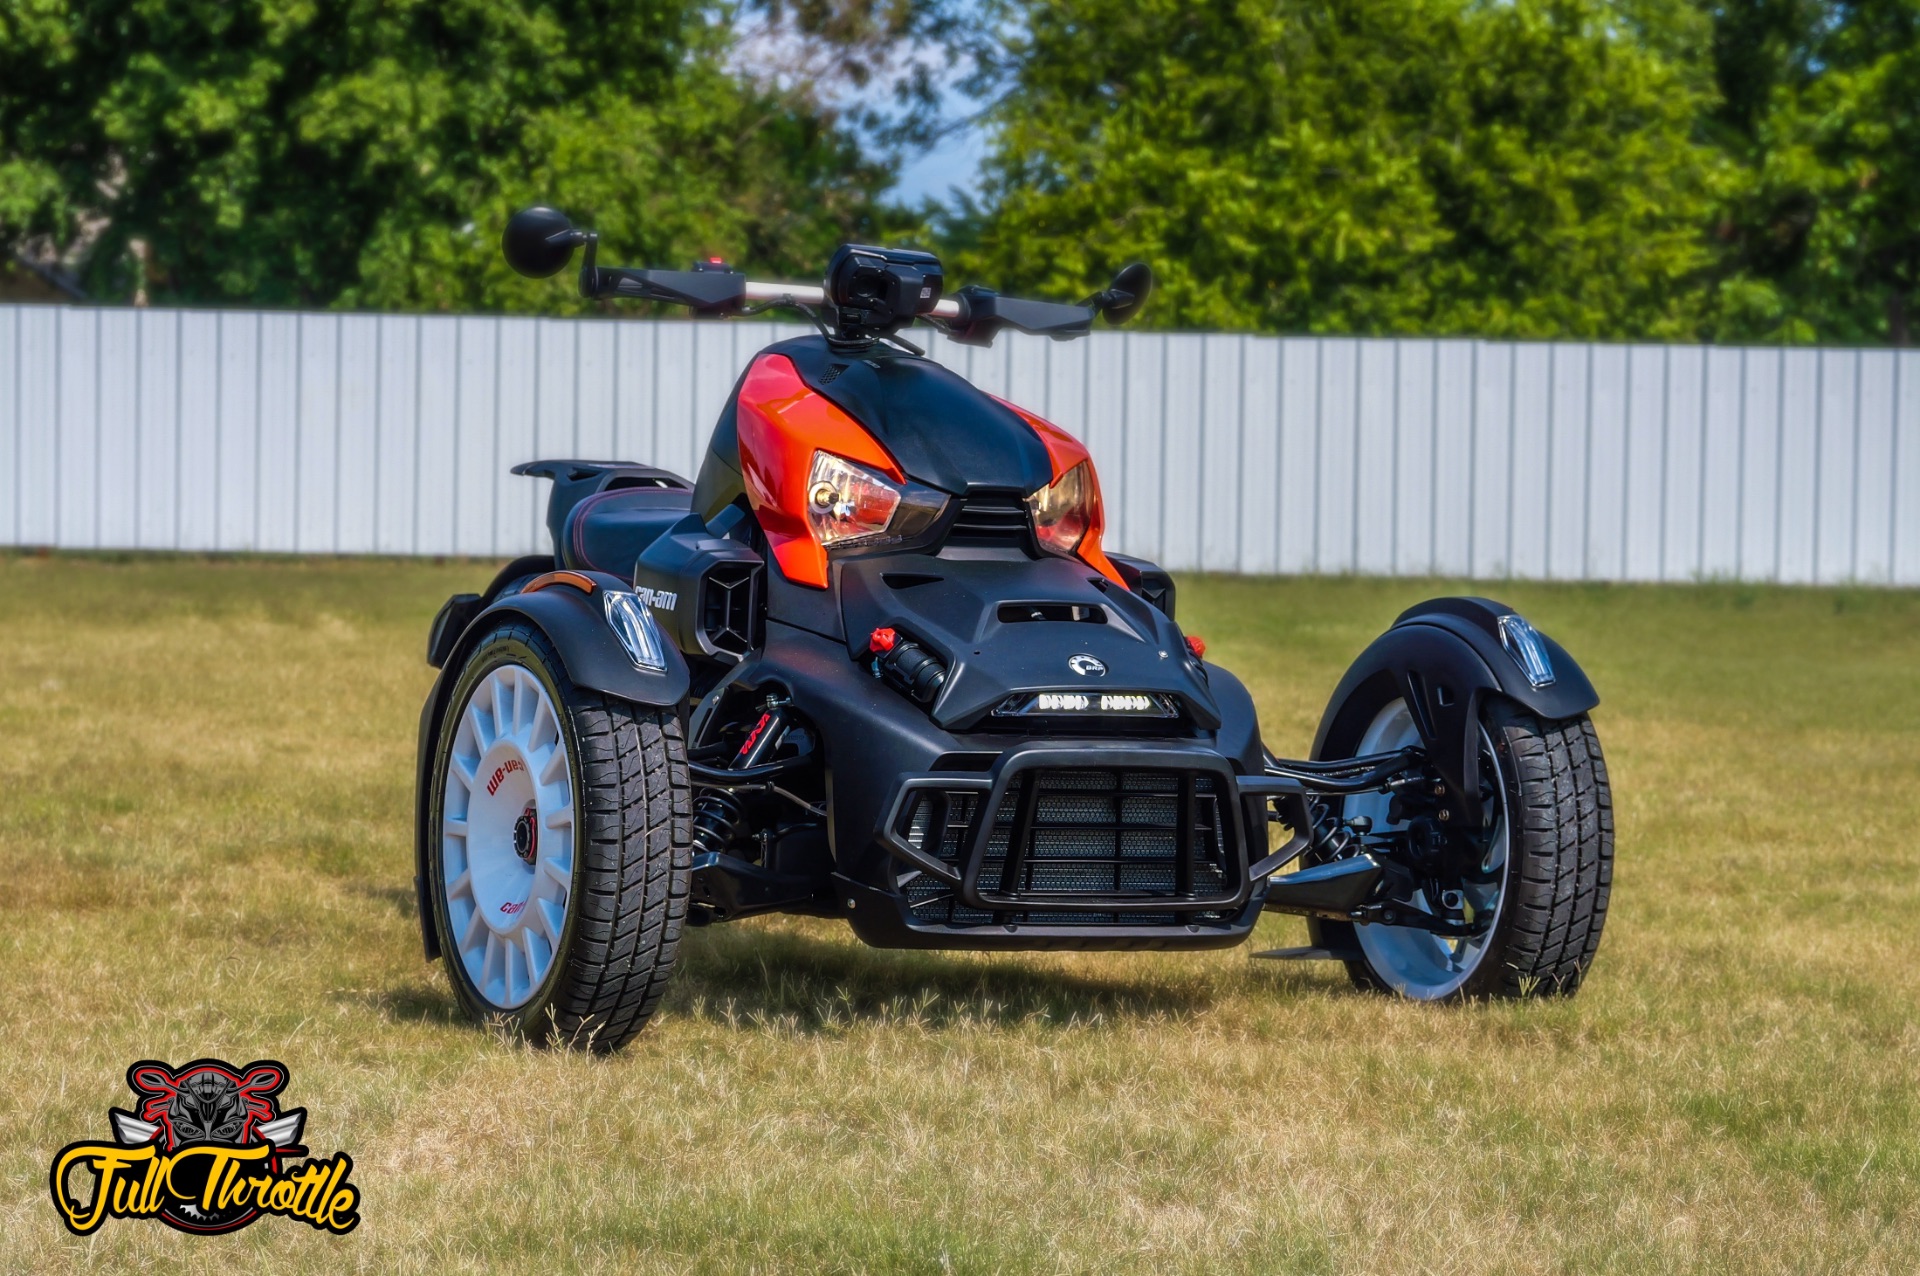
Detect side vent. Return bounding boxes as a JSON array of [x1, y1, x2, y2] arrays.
[[702, 562, 763, 658], [632, 516, 766, 663]]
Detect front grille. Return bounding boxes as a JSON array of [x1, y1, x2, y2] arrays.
[[897, 768, 1235, 925], [944, 490, 1033, 548]]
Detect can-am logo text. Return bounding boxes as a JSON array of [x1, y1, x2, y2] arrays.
[[635, 587, 678, 612]]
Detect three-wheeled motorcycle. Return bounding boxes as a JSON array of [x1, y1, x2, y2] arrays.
[[411, 207, 1614, 1050]]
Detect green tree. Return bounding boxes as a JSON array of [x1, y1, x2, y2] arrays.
[[956, 0, 1729, 339], [1706, 0, 1920, 343], [0, 0, 892, 311]]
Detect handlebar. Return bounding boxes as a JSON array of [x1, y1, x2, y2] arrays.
[[583, 259, 1096, 346], [502, 205, 1150, 349], [744, 280, 965, 319]]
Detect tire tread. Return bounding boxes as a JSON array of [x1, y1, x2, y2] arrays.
[[429, 621, 690, 1052]]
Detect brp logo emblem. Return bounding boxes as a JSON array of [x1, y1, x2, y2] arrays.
[[1067, 654, 1107, 677]]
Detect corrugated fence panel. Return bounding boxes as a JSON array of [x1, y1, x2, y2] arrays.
[[1897, 353, 1920, 581], [3, 302, 1917, 584]]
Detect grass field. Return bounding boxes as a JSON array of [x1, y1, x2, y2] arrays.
[[2, 552, 1917, 1273]]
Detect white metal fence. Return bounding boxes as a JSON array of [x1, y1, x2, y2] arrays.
[[3, 303, 1916, 583]]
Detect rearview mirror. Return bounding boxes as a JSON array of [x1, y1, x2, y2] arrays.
[[503, 206, 583, 279], [1097, 262, 1154, 325]]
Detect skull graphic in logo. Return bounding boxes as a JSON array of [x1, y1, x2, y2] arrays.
[[1067, 654, 1108, 677], [106, 1060, 307, 1233]]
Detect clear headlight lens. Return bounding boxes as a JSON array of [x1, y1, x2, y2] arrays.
[[1028, 461, 1092, 555], [602, 590, 669, 672], [807, 451, 904, 548]]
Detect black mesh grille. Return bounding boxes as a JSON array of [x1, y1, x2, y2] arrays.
[[898, 768, 1235, 926], [945, 490, 1033, 548]]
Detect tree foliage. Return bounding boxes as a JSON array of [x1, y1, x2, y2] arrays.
[[0, 0, 892, 311], [4, 0, 1918, 341], [955, 0, 1729, 339], [950, 0, 1920, 344], [1706, 0, 1920, 342]]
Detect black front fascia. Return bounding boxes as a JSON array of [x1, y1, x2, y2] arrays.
[[765, 335, 1054, 496], [729, 620, 1267, 880], [835, 552, 1221, 731]]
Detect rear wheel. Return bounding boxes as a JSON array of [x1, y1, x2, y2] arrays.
[[1309, 689, 1613, 999], [428, 621, 691, 1050]]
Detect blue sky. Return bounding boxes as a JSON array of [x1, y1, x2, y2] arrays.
[[890, 116, 990, 204]]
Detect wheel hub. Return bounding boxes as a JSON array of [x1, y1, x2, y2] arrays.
[[513, 803, 538, 865], [1343, 699, 1510, 999]]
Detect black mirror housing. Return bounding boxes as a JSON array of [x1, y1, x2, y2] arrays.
[[1098, 262, 1154, 325], [503, 206, 582, 278]]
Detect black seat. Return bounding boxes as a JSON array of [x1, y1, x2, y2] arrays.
[[514, 460, 696, 582]]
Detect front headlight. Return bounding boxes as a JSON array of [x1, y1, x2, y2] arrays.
[[1027, 460, 1093, 555], [806, 451, 904, 548], [602, 590, 669, 672]]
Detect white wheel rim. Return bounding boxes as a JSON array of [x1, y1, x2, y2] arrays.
[[1342, 699, 1509, 999], [441, 662, 574, 1010]]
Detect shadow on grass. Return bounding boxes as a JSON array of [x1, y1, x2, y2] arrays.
[[661, 922, 1221, 1032], [354, 916, 1346, 1038], [356, 978, 473, 1029]]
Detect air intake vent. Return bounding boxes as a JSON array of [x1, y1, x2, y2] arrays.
[[700, 562, 762, 659], [945, 489, 1032, 548]]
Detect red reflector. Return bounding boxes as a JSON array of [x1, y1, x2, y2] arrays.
[[1185, 635, 1207, 659], [869, 627, 898, 654]]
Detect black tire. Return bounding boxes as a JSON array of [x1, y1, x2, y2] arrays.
[[1309, 691, 1614, 1000], [427, 620, 691, 1051]]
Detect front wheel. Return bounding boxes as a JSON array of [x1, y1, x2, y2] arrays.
[[1309, 689, 1614, 1000], [427, 621, 691, 1050]]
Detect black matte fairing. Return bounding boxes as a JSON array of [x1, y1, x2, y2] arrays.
[[693, 335, 1055, 508]]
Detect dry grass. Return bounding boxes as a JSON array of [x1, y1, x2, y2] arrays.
[[1, 552, 1916, 1274]]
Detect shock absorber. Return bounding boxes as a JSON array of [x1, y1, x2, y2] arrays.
[[1306, 800, 1371, 860], [692, 697, 792, 860], [691, 789, 748, 859]]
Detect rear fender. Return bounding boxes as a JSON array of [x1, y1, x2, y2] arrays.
[[412, 569, 691, 958], [1311, 597, 1598, 824]]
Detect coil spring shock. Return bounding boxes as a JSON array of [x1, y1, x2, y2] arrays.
[[1306, 799, 1370, 860], [690, 789, 748, 858]]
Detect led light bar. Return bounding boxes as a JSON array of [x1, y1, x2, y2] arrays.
[[994, 691, 1178, 718]]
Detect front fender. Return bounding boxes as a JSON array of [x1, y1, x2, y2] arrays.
[[1311, 597, 1598, 824], [411, 570, 691, 958]]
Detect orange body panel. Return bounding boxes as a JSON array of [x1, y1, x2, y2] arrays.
[[735, 354, 906, 589], [734, 353, 1125, 591]]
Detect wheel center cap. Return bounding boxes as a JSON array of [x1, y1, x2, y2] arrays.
[[513, 803, 538, 866]]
